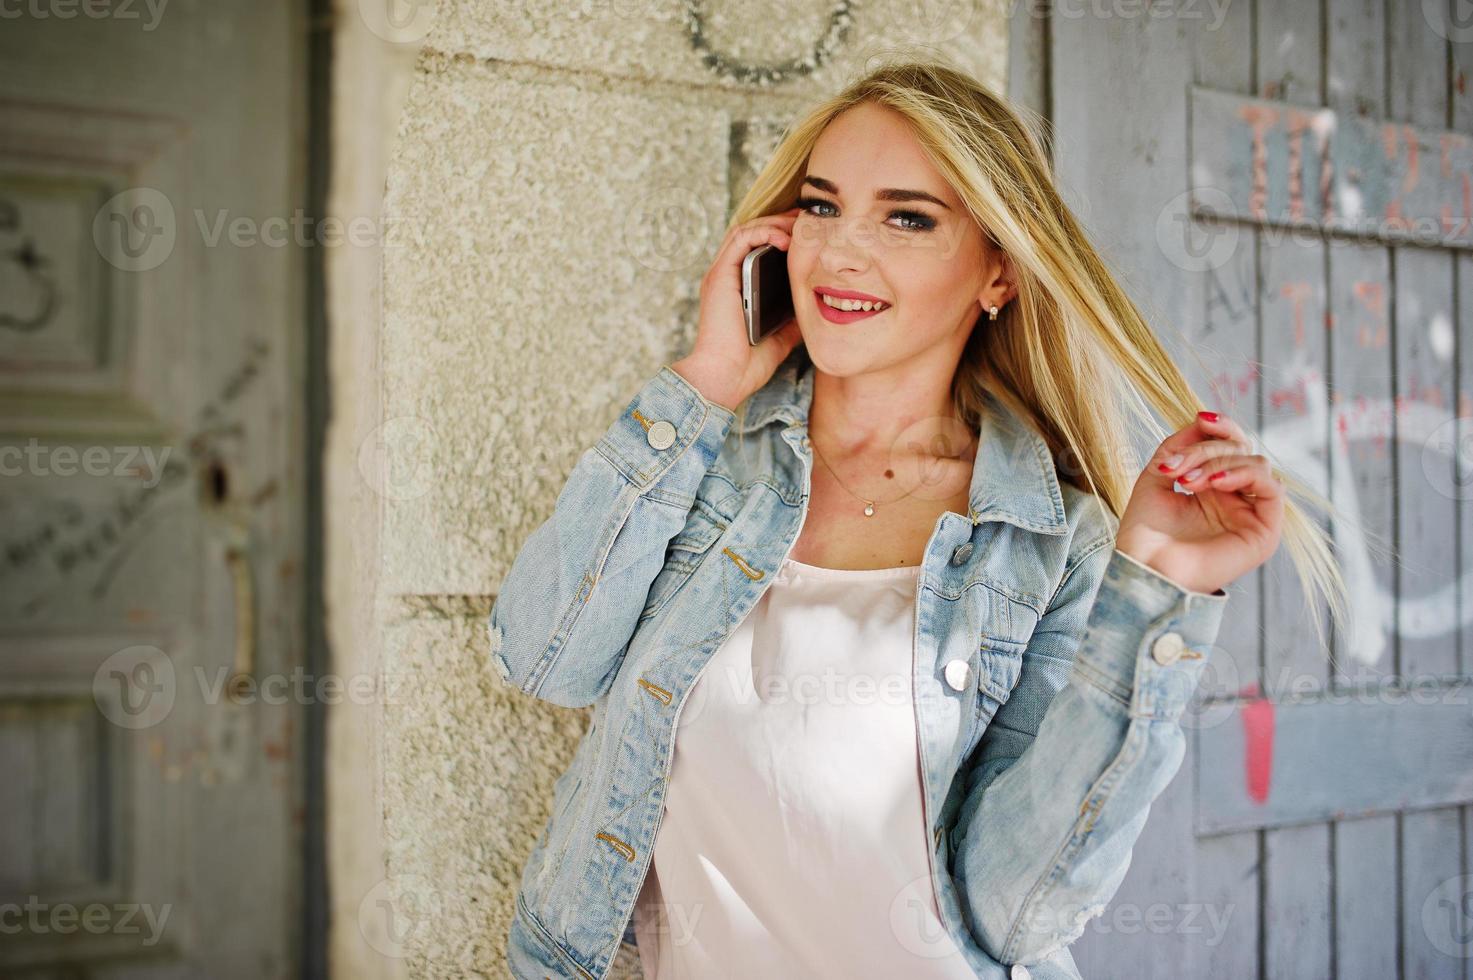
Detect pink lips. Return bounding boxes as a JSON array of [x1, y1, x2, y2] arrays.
[[814, 289, 889, 324]]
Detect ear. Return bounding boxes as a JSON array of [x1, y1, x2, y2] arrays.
[[977, 252, 1018, 310], [995, 252, 1018, 305]]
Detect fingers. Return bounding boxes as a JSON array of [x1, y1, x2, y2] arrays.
[[712, 221, 792, 276], [1170, 452, 1284, 497], [717, 210, 801, 251], [1152, 411, 1256, 476]]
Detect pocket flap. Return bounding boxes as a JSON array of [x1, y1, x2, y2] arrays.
[[977, 641, 1024, 704]]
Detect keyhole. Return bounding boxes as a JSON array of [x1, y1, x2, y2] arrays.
[[205, 459, 230, 505]]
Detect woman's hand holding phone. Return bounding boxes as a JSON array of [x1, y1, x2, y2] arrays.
[[671, 208, 804, 412]]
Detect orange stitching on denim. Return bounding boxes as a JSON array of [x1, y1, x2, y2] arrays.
[[630, 409, 653, 431], [1179, 649, 1203, 659], [1079, 795, 1103, 835], [638, 678, 673, 704], [594, 832, 636, 862], [723, 547, 764, 580]]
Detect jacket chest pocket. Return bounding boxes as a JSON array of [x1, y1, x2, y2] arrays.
[[637, 508, 727, 625], [972, 639, 1025, 732]]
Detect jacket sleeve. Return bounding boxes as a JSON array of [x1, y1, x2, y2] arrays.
[[486, 365, 735, 708], [949, 536, 1229, 965]]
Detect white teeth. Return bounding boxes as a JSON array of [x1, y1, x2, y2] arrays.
[[820, 293, 889, 312]]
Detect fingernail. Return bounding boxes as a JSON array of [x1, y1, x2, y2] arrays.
[[1158, 453, 1184, 472], [1208, 470, 1226, 480], [1184, 467, 1203, 481], [1198, 411, 1219, 422]]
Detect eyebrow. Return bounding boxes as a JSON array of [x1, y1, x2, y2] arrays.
[[801, 174, 951, 211]]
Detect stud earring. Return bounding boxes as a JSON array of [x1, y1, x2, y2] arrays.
[[988, 305, 999, 320]]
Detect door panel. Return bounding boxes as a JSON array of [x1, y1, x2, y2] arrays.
[[0, 3, 306, 976]]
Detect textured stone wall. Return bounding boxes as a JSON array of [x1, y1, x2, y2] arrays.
[[377, 3, 1008, 975]]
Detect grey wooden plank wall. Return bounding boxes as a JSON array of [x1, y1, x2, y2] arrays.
[[1010, 0, 1473, 977]]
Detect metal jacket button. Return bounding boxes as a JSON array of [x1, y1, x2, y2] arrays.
[[950, 542, 974, 565], [943, 659, 972, 692], [1152, 631, 1185, 665], [646, 419, 677, 450], [1011, 964, 1031, 980]]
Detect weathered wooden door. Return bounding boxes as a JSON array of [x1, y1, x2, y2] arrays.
[[1012, 1, 1473, 977], [0, 3, 308, 976]]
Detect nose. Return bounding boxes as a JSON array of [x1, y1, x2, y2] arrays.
[[814, 214, 877, 277]]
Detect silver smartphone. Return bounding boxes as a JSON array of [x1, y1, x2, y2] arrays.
[[741, 243, 795, 346]]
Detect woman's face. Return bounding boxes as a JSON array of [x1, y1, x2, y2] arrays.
[[787, 100, 1011, 376]]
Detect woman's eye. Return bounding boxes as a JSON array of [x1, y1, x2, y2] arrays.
[[795, 196, 836, 218], [890, 210, 936, 232], [793, 197, 934, 233]]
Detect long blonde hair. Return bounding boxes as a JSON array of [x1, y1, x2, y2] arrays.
[[726, 55, 1360, 655]]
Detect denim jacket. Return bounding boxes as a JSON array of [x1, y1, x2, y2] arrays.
[[489, 346, 1229, 980]]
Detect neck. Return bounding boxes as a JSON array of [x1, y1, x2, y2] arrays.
[[806, 362, 976, 465]]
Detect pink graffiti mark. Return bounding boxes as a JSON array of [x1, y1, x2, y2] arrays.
[[1352, 280, 1388, 349], [1382, 123, 1421, 231], [1437, 133, 1472, 238], [1285, 110, 1306, 221], [1237, 104, 1279, 221], [1237, 681, 1275, 805], [1335, 393, 1393, 458], [1260, 362, 1319, 415], [1278, 280, 1315, 349], [1208, 361, 1263, 407]]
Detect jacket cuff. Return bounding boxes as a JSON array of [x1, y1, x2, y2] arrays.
[[594, 365, 735, 494], [1069, 548, 1229, 721]]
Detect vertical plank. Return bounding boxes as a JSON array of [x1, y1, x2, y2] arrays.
[[0, 705, 37, 892], [1389, 1, 1462, 977], [1454, 23, 1473, 980], [1192, 0, 1266, 974], [1334, 814, 1400, 980], [1257, 1, 1332, 976], [1265, 822, 1333, 979], [1327, 0, 1402, 975]]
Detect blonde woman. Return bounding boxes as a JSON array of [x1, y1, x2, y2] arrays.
[[492, 58, 1350, 980]]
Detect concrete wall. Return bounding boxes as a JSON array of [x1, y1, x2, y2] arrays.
[[371, 3, 1009, 975]]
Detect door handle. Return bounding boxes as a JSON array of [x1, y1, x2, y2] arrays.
[[223, 522, 256, 702]]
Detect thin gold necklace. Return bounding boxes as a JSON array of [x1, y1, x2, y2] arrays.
[[807, 433, 919, 517]]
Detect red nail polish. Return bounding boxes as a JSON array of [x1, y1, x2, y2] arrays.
[[1208, 470, 1226, 480], [1158, 463, 1172, 472], [1198, 411, 1219, 422]]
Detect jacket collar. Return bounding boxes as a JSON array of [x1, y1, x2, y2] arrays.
[[734, 346, 1069, 535]]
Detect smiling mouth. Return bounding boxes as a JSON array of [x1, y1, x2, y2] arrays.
[[814, 290, 890, 323]]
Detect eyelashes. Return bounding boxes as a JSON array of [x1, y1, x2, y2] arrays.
[[793, 195, 937, 233]]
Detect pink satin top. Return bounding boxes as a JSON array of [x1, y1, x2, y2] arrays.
[[632, 555, 980, 978]]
